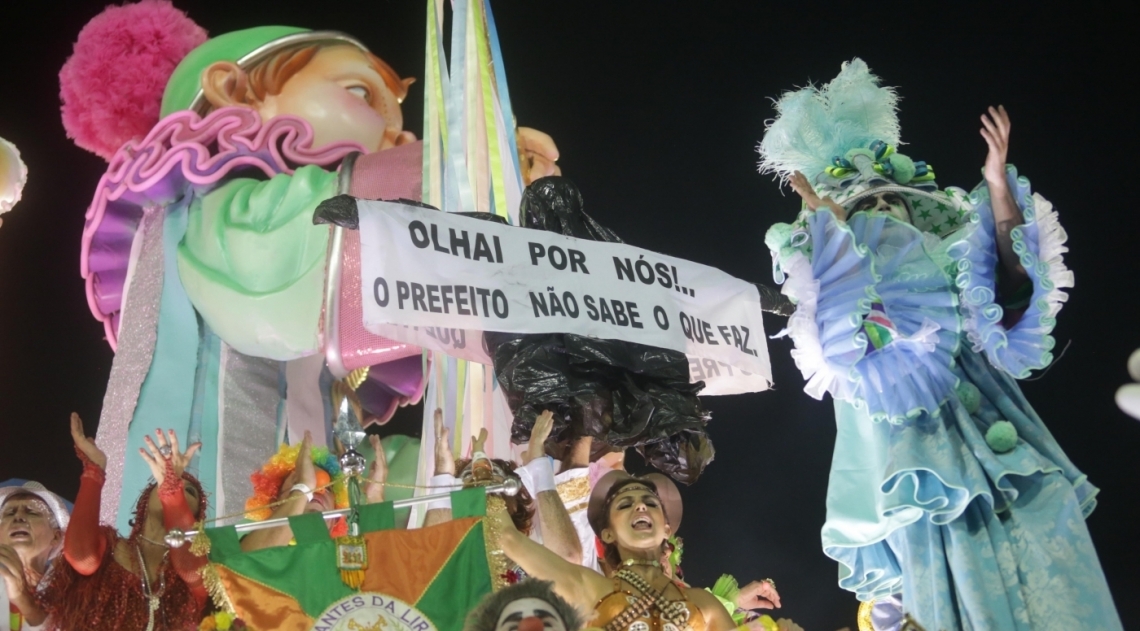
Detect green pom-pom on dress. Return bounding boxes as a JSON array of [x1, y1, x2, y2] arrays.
[[985, 420, 1018, 453], [955, 381, 982, 414]]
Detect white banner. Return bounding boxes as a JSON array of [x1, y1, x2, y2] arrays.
[[358, 201, 771, 394]]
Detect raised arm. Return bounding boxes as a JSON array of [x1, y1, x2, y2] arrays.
[[64, 413, 109, 576], [240, 432, 316, 552], [137, 429, 206, 601], [522, 411, 582, 564], [423, 409, 456, 528], [980, 105, 1030, 298], [493, 506, 607, 613], [364, 435, 388, 504]]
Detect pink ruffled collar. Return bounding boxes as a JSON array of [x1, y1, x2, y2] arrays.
[[80, 107, 364, 349]]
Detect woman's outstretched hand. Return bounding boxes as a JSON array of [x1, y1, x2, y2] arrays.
[[737, 579, 781, 609], [69, 413, 107, 470], [981, 105, 1011, 188], [139, 428, 201, 485], [281, 431, 317, 496], [979, 105, 1028, 292]]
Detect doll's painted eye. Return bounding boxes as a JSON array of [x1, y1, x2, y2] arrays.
[[346, 85, 371, 103]]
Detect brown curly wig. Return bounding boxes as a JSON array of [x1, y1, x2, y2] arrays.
[[127, 471, 208, 540], [454, 458, 534, 535]]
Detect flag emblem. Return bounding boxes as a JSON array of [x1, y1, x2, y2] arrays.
[[313, 594, 437, 631]]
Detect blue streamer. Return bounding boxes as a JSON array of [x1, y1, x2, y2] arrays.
[[118, 202, 200, 532]]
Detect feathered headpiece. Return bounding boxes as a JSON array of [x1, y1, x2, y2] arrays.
[[758, 58, 900, 185], [759, 59, 967, 238]]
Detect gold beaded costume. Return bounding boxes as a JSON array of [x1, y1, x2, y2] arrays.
[[592, 568, 706, 631]]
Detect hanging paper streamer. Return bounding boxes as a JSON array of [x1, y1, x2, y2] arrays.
[[412, 0, 523, 525]]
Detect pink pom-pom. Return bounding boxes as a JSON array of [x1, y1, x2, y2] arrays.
[[60, 1, 207, 160]]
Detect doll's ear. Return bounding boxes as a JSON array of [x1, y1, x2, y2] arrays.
[[200, 61, 254, 109]]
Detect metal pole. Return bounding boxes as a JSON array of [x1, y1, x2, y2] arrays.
[[165, 477, 520, 547]]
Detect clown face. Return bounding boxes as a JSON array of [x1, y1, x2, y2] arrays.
[[495, 597, 569, 631], [253, 45, 411, 152]]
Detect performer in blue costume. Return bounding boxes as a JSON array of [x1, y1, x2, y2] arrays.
[[760, 60, 1121, 630]]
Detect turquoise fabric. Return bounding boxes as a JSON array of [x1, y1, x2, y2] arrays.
[[176, 165, 337, 361], [119, 201, 201, 532], [188, 325, 223, 521], [115, 148, 343, 529], [777, 172, 1122, 629]]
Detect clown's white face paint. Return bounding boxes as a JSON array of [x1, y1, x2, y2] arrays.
[[495, 597, 568, 631]]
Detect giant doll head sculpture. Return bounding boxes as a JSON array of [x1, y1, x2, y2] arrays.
[[61, 5, 416, 160], [171, 28, 416, 152], [60, 1, 429, 529]]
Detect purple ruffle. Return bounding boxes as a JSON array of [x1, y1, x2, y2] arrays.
[[781, 210, 962, 423], [945, 166, 1072, 378]]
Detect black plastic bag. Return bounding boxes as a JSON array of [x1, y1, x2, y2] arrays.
[[485, 177, 715, 484]]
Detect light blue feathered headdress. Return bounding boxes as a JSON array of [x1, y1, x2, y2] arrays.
[[758, 58, 902, 185], [758, 59, 966, 238]]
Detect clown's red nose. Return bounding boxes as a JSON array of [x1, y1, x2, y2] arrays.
[[518, 616, 544, 631]]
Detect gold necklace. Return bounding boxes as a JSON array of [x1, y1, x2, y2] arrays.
[[621, 557, 661, 568]]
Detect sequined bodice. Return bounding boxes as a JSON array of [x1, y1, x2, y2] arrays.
[[592, 570, 706, 631]]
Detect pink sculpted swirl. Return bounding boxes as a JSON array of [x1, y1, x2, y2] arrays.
[[81, 107, 365, 349]]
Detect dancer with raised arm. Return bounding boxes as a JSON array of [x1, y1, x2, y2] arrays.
[[760, 59, 1121, 630], [40, 414, 208, 631]]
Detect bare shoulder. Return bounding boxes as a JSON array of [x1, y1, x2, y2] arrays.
[[574, 566, 616, 607]]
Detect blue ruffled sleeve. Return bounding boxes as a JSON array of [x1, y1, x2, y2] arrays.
[[770, 209, 962, 423], [945, 165, 1072, 378]]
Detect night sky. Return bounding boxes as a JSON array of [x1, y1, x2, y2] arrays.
[[2, 2, 1138, 629]]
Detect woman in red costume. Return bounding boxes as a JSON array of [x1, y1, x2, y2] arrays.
[[39, 414, 208, 631]]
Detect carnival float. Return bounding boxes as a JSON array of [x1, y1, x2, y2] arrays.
[[0, 0, 1122, 630]]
